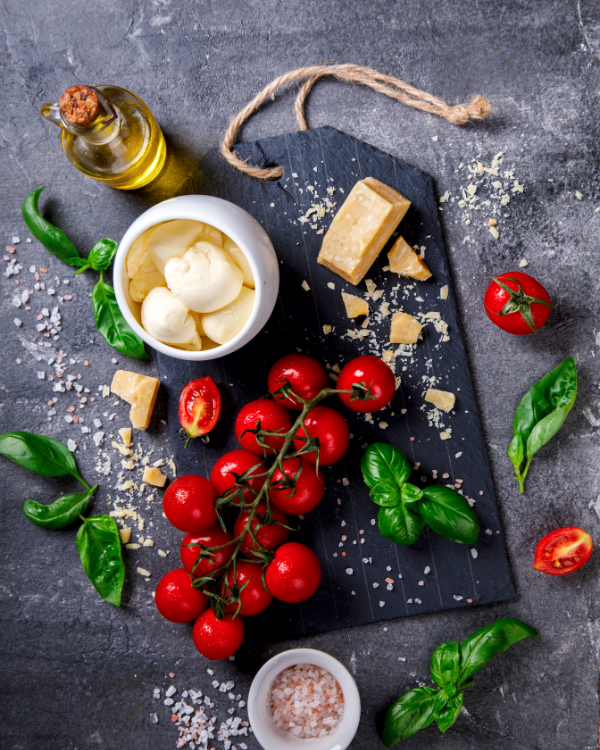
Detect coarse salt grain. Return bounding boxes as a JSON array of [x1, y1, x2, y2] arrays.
[[269, 663, 344, 739]]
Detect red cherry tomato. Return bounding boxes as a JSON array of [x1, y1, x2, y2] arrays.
[[235, 399, 293, 456], [293, 405, 349, 466], [210, 450, 266, 505], [233, 501, 289, 556], [180, 524, 234, 578], [163, 475, 217, 533], [179, 377, 221, 443], [265, 542, 322, 603], [484, 272, 552, 335], [222, 561, 273, 616], [192, 610, 245, 660], [534, 526, 593, 576], [337, 356, 395, 413], [155, 568, 208, 623], [268, 354, 328, 410], [269, 457, 325, 515]]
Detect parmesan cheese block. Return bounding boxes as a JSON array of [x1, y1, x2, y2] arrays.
[[142, 465, 167, 487], [387, 237, 432, 281], [425, 388, 456, 412], [317, 177, 411, 285], [390, 312, 423, 344], [111, 370, 160, 430], [341, 291, 369, 318]]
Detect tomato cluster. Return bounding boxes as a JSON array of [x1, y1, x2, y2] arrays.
[[156, 353, 395, 660]]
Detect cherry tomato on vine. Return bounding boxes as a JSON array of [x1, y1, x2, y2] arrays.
[[265, 542, 322, 603], [235, 399, 293, 456], [233, 501, 289, 555], [210, 450, 266, 505], [293, 405, 349, 466], [268, 354, 328, 410], [179, 377, 221, 445], [269, 457, 326, 515], [534, 526, 593, 576], [192, 610, 245, 660], [222, 561, 273, 616], [337, 356, 395, 413], [180, 524, 234, 578], [163, 475, 217, 533], [155, 568, 208, 623], [484, 272, 552, 335]]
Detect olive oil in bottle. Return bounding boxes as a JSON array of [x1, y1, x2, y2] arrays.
[[41, 85, 166, 190]]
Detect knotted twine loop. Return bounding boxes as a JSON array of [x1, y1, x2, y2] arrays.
[[220, 63, 492, 180]]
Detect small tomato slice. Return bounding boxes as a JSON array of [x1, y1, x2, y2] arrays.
[[534, 526, 593, 576], [179, 377, 221, 445]]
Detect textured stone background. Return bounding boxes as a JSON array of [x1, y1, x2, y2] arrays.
[[1, 1, 600, 748]]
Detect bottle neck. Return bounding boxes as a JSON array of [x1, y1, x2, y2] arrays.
[[41, 87, 121, 144]]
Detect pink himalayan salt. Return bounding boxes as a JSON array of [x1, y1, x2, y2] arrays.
[[269, 663, 344, 739]]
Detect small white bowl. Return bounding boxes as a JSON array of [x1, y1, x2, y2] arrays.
[[248, 648, 361, 750], [113, 194, 280, 361]]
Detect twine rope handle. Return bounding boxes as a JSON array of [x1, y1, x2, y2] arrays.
[[220, 63, 492, 180]]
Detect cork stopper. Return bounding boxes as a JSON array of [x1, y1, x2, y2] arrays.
[[58, 86, 99, 125]]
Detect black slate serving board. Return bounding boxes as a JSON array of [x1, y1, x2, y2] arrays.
[[156, 126, 515, 642]]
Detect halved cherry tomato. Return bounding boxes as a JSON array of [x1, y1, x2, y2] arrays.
[[534, 526, 593, 576], [293, 405, 349, 465], [269, 457, 325, 515], [484, 272, 552, 335], [337, 356, 395, 413], [210, 449, 266, 505], [268, 354, 328, 410], [179, 377, 221, 444], [233, 501, 289, 555], [235, 399, 293, 456]]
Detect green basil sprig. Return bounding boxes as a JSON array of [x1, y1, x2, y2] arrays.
[[0, 430, 125, 605], [382, 618, 540, 745], [361, 443, 479, 546], [508, 356, 577, 493], [21, 187, 147, 360]]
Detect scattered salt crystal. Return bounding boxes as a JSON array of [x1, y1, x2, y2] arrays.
[[345, 567, 353, 575], [67, 439, 77, 452], [453, 595, 464, 601], [165, 685, 177, 698], [470, 548, 478, 559], [13, 318, 22, 327], [149, 713, 158, 724]]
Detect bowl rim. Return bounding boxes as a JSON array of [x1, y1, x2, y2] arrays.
[[113, 195, 276, 361]]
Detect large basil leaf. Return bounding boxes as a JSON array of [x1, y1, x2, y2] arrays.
[[0, 431, 88, 487], [88, 238, 118, 271], [434, 692, 463, 733], [508, 433, 524, 473], [76, 515, 125, 606], [378, 504, 424, 546], [370, 481, 402, 507], [458, 618, 540, 684], [526, 405, 572, 458], [92, 277, 147, 360], [361, 443, 411, 490], [419, 486, 479, 545], [382, 686, 438, 746], [21, 187, 86, 268], [23, 488, 94, 529], [431, 640, 460, 687]]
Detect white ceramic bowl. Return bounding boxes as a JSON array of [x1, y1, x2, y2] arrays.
[[113, 194, 280, 360], [248, 648, 361, 750]]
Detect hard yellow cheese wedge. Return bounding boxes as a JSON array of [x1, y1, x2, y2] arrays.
[[424, 388, 455, 412], [388, 237, 432, 281], [318, 177, 411, 285], [390, 312, 422, 344], [142, 465, 167, 487], [341, 291, 369, 318], [111, 370, 160, 430]]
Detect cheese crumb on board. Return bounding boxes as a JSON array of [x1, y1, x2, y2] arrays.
[[317, 177, 411, 285], [440, 285, 449, 300], [341, 292, 369, 318], [111, 370, 160, 430], [390, 312, 423, 344], [301, 280, 311, 291], [387, 237, 432, 281], [119, 528, 131, 544], [142, 465, 167, 487], [425, 388, 456, 412], [440, 429, 452, 441], [118, 427, 132, 447]]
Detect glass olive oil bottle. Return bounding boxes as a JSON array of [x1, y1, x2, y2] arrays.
[[41, 85, 166, 189]]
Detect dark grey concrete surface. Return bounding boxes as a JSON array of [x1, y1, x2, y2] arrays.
[[1, 1, 600, 749]]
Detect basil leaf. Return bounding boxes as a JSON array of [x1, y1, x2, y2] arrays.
[[526, 405, 571, 459], [431, 640, 460, 687], [76, 515, 125, 606], [458, 618, 540, 684], [370, 481, 402, 507], [382, 686, 437, 746], [434, 692, 463, 733], [508, 433, 524, 472], [378, 504, 424, 546], [23, 488, 95, 529], [361, 443, 411, 490], [88, 238, 118, 271], [92, 277, 147, 360], [419, 485, 479, 545], [21, 187, 85, 268], [0, 431, 88, 487], [401, 482, 423, 504]]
